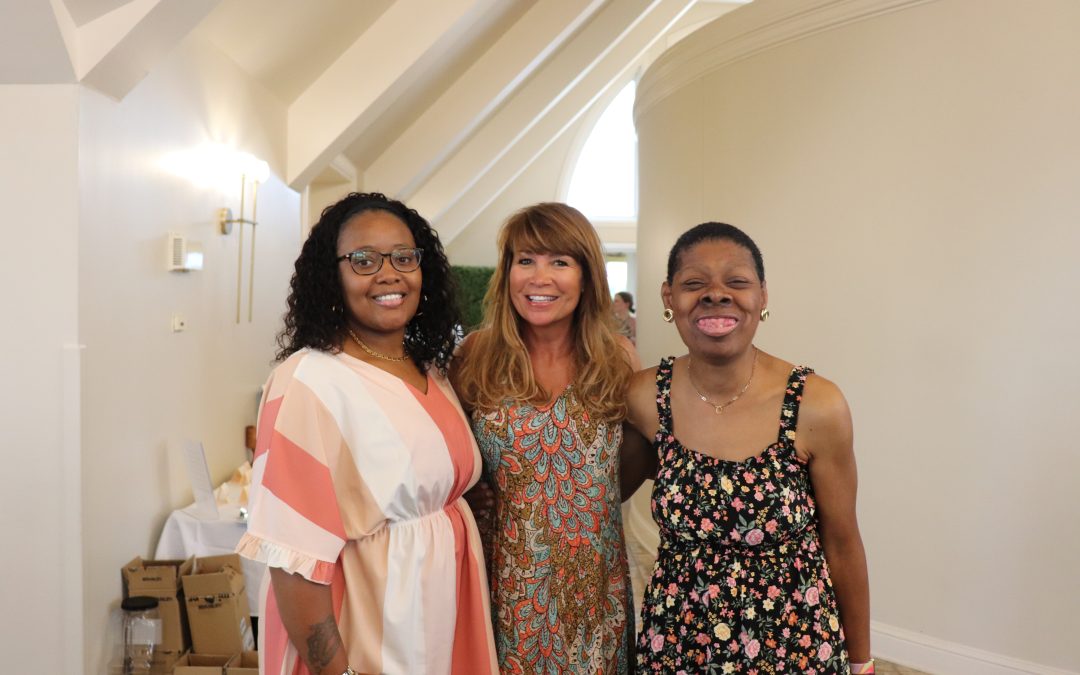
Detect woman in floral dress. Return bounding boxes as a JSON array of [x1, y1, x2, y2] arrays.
[[621, 223, 873, 674], [453, 203, 640, 674]]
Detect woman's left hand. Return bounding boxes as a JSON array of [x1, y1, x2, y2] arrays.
[[463, 480, 496, 534]]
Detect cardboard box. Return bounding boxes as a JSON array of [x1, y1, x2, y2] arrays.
[[122, 556, 194, 653], [173, 653, 235, 675], [225, 650, 258, 675], [150, 648, 186, 675], [182, 554, 254, 655]]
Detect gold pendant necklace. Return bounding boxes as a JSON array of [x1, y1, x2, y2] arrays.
[[686, 349, 757, 414], [347, 327, 409, 362]]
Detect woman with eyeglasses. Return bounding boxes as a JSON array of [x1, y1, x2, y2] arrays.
[[238, 193, 498, 675]]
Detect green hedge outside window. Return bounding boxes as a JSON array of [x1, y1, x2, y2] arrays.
[[451, 265, 495, 331]]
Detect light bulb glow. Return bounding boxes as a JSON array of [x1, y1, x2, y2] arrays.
[[159, 143, 272, 191]]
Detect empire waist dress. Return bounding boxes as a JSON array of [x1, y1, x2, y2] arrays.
[[637, 358, 850, 674], [472, 386, 633, 674], [237, 349, 498, 675]]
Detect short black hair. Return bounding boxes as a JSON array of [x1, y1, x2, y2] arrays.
[[666, 222, 765, 284], [276, 192, 461, 373]]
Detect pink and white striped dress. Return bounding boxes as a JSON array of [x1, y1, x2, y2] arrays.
[[237, 348, 497, 675]]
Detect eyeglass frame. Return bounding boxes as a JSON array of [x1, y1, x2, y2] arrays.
[[336, 247, 424, 276]]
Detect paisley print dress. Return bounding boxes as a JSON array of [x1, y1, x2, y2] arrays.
[[637, 358, 850, 674], [472, 386, 633, 674]]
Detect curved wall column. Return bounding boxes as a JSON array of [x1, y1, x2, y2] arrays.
[[632, 1, 1080, 672]]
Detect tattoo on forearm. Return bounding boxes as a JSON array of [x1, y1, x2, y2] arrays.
[[305, 615, 342, 672]]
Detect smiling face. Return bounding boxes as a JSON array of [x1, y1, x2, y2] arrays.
[[508, 250, 583, 331], [662, 238, 767, 358], [336, 209, 421, 344]]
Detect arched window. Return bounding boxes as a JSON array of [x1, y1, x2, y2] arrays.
[[564, 80, 638, 296], [566, 81, 637, 223]]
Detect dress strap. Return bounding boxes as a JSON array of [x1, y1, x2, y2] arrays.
[[777, 366, 815, 445], [655, 357, 675, 435]]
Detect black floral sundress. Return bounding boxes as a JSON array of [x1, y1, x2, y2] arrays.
[[636, 357, 850, 674]]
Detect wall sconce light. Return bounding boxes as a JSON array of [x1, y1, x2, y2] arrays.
[[218, 154, 270, 323]]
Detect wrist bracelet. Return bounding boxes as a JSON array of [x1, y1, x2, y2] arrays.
[[851, 659, 875, 674]]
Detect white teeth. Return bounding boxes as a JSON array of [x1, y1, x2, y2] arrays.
[[527, 295, 556, 302], [374, 293, 403, 301]]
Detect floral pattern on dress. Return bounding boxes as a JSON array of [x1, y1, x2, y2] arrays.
[[473, 387, 632, 675], [636, 358, 850, 675]]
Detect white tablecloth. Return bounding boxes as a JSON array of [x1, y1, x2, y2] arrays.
[[155, 504, 264, 616]]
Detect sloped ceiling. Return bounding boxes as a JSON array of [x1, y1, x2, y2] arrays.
[[4, 0, 750, 242], [63, 0, 132, 27], [194, 0, 395, 105]]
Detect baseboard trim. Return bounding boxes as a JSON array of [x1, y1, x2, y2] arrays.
[[871, 621, 1077, 675]]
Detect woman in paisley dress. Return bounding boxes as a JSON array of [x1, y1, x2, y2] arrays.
[[453, 203, 639, 674], [621, 223, 873, 674]]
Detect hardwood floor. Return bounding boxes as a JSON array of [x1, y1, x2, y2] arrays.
[[876, 658, 931, 674]]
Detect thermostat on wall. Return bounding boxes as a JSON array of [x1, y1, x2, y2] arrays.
[[166, 232, 204, 272]]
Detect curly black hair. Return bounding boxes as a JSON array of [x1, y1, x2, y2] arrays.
[[276, 192, 461, 373]]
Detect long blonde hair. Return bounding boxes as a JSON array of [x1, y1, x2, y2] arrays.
[[455, 203, 632, 422]]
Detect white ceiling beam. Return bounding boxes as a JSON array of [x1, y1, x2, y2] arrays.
[[285, 0, 500, 190], [432, 0, 698, 244], [48, 0, 80, 76], [323, 154, 358, 187], [404, 0, 691, 237], [364, 0, 607, 201], [78, 0, 220, 100], [63, 0, 134, 27], [73, 0, 158, 79]]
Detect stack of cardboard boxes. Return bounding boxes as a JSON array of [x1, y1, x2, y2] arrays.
[[121, 554, 257, 674]]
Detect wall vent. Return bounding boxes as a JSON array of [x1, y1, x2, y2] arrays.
[[167, 232, 187, 272]]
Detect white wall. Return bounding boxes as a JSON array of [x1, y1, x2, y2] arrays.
[[78, 36, 301, 672], [0, 84, 81, 673], [635, 0, 1080, 672]]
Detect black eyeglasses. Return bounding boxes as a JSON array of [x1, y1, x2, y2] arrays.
[[337, 247, 423, 276]]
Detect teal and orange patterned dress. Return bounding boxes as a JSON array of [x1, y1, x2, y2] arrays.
[[471, 385, 632, 674]]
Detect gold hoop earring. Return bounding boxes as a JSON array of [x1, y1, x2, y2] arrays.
[[662, 308, 674, 323], [760, 308, 770, 322]]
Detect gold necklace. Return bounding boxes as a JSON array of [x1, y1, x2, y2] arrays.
[[686, 349, 757, 414], [347, 327, 409, 362]]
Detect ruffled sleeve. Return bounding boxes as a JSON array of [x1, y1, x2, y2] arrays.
[[235, 531, 337, 584], [237, 353, 347, 584]]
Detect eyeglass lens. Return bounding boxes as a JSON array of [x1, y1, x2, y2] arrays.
[[347, 248, 421, 275]]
